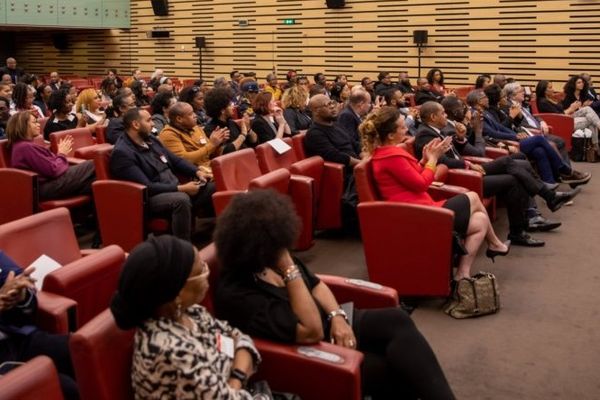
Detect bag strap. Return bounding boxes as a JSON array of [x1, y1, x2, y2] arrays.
[[469, 278, 479, 313]]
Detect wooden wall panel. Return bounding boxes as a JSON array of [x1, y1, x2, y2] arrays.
[[13, 0, 600, 87]]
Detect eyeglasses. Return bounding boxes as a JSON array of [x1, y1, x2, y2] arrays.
[[318, 100, 338, 108]]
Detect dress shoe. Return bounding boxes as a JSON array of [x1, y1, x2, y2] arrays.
[[486, 240, 511, 263], [526, 215, 562, 232], [507, 232, 545, 247], [560, 170, 591, 188], [543, 182, 559, 191], [546, 187, 582, 212]]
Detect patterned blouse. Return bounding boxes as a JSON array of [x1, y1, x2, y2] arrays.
[[132, 304, 261, 399]]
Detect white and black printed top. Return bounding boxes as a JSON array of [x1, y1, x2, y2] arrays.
[[132, 304, 261, 400]]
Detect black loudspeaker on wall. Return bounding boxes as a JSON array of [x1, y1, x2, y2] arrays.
[[195, 37, 206, 49], [413, 30, 428, 45], [148, 31, 170, 38], [151, 0, 169, 16], [326, 0, 345, 9], [52, 34, 69, 50]]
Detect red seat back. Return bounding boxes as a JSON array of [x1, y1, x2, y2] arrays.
[[0, 207, 81, 267], [354, 157, 380, 203], [0, 138, 11, 167], [49, 127, 96, 157], [534, 113, 574, 151], [210, 148, 261, 191], [0, 356, 64, 400], [94, 146, 113, 180], [255, 138, 297, 173], [38, 117, 49, 135], [198, 243, 220, 314], [292, 132, 307, 160], [70, 310, 135, 400]]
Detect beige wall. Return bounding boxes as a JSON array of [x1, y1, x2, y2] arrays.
[[15, 0, 600, 87]]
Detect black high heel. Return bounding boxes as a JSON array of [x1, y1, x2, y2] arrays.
[[486, 240, 511, 263]]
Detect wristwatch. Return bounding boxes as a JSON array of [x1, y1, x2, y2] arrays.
[[230, 368, 248, 385], [327, 308, 348, 322]]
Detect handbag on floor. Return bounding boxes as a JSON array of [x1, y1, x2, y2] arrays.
[[249, 380, 302, 400], [584, 139, 598, 163], [444, 272, 500, 319]]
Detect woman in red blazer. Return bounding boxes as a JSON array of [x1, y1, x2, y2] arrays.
[[360, 107, 509, 280]]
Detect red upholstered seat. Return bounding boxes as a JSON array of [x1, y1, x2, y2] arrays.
[[49, 127, 112, 161], [210, 148, 315, 250], [354, 158, 454, 297], [534, 113, 574, 151], [0, 356, 65, 400]]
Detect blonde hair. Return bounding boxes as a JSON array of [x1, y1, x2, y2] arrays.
[[359, 106, 400, 155], [282, 86, 308, 110], [75, 88, 99, 113]]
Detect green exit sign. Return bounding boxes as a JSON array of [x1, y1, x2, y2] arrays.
[[283, 19, 296, 25]]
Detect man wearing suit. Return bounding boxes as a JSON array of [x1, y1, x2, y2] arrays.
[[48, 71, 63, 92], [415, 102, 580, 246], [0, 251, 79, 399], [0, 58, 24, 84], [336, 89, 371, 154], [110, 108, 215, 241], [415, 78, 444, 105]]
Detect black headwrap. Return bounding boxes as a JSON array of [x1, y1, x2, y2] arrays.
[[110, 235, 195, 330]]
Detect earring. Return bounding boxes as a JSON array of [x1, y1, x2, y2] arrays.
[[175, 298, 183, 320]]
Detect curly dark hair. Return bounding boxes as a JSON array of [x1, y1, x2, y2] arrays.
[[204, 87, 233, 120], [12, 82, 31, 110], [214, 189, 300, 276], [178, 85, 202, 106], [130, 80, 149, 106], [563, 75, 588, 99], [150, 91, 174, 115], [484, 84, 502, 107], [47, 88, 70, 114], [426, 68, 444, 85], [475, 74, 491, 89]]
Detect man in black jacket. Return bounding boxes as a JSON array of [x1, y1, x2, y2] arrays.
[[415, 102, 580, 246], [0, 58, 24, 84], [415, 78, 444, 105], [110, 108, 215, 241], [336, 90, 371, 153]]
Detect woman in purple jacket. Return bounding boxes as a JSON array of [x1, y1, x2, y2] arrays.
[[5, 111, 95, 200]]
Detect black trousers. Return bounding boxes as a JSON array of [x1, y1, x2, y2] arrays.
[[0, 331, 79, 400], [353, 308, 455, 400], [482, 156, 544, 197]]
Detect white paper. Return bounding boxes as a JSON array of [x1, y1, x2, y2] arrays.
[[28, 254, 62, 290], [267, 138, 292, 155]]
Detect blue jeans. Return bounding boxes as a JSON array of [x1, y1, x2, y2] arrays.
[[519, 136, 569, 183]]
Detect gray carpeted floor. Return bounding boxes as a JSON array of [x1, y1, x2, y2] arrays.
[[297, 161, 600, 399]]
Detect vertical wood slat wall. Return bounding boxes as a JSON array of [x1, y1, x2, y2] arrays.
[[14, 0, 600, 86]]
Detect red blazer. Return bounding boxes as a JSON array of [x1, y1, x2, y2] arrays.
[[372, 145, 444, 207]]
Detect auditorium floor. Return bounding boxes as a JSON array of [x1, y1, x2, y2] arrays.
[[297, 161, 600, 400]]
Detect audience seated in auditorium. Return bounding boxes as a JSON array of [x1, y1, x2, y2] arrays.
[[536, 80, 600, 155], [0, 96, 9, 139], [475, 74, 492, 90], [110, 108, 215, 241], [159, 102, 227, 175], [374, 71, 394, 97], [337, 89, 371, 151], [251, 92, 291, 144], [415, 101, 579, 246], [264, 73, 283, 101], [360, 76, 376, 101], [282, 85, 311, 135], [306, 94, 361, 229], [384, 87, 419, 136], [7, 111, 95, 200], [214, 190, 455, 400], [75, 88, 107, 126], [10, 82, 44, 118], [330, 82, 350, 106], [237, 79, 259, 116], [0, 251, 79, 399], [229, 70, 242, 96], [99, 78, 117, 107], [313, 72, 330, 97], [396, 72, 415, 94], [150, 91, 176, 135], [178, 85, 209, 127], [415, 78, 444, 105], [34, 83, 52, 117], [361, 106, 510, 278], [130, 80, 150, 107], [43, 89, 80, 139], [105, 93, 136, 144], [426, 68, 449, 97], [204, 87, 257, 154], [124, 68, 143, 88], [106, 68, 123, 89], [474, 89, 591, 186], [48, 71, 62, 92], [0, 57, 24, 84], [110, 235, 261, 399]]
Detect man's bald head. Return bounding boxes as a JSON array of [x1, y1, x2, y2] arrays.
[[6, 58, 16, 68], [308, 94, 330, 112]]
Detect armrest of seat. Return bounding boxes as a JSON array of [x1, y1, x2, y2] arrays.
[[73, 143, 113, 160], [252, 338, 363, 400], [463, 155, 493, 164], [428, 183, 469, 201], [287, 174, 315, 250], [485, 147, 509, 159], [212, 190, 245, 216], [319, 162, 345, 230], [95, 126, 107, 144], [249, 168, 291, 194], [79, 249, 99, 257], [92, 180, 147, 253], [317, 274, 399, 308], [0, 168, 37, 224], [43, 245, 126, 328], [36, 291, 77, 334], [445, 169, 484, 198]]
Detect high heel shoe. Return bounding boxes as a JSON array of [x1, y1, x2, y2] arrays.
[[486, 240, 511, 263]]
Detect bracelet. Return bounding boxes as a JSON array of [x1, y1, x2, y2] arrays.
[[425, 162, 436, 171], [327, 308, 348, 322], [282, 264, 300, 283]]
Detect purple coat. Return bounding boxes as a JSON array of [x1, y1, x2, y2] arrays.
[[10, 140, 68, 181]]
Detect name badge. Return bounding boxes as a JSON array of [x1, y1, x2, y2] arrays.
[[216, 333, 235, 358], [159, 155, 168, 163], [199, 138, 207, 145]]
